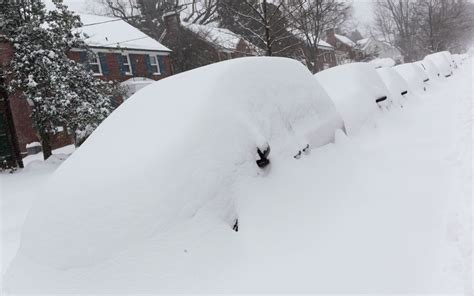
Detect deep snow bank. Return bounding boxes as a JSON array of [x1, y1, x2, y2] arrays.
[[12, 57, 343, 270], [314, 62, 392, 135]]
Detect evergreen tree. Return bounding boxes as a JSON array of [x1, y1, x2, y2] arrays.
[[1, 0, 120, 159]]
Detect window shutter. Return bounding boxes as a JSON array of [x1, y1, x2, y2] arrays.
[[130, 54, 138, 76], [117, 53, 125, 77], [98, 53, 109, 76], [79, 51, 87, 63], [158, 56, 166, 75], [145, 55, 152, 78]]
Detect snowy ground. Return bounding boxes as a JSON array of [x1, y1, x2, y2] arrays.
[[1, 60, 472, 294]]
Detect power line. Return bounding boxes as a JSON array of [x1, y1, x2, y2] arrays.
[[101, 36, 150, 46], [82, 18, 122, 27]]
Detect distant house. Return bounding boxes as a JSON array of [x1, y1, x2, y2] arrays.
[[296, 37, 337, 72], [325, 28, 363, 64], [356, 37, 404, 64], [161, 11, 259, 72], [0, 14, 172, 167]]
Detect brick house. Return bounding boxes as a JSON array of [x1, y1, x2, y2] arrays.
[[160, 11, 259, 73], [0, 14, 172, 168], [325, 28, 363, 65]]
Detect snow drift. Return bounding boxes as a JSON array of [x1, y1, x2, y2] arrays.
[[11, 57, 343, 270], [314, 63, 392, 135]]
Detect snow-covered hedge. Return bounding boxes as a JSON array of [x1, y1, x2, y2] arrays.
[[369, 58, 396, 69], [13, 57, 343, 270], [314, 63, 392, 135]]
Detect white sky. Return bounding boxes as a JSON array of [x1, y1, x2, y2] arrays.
[[61, 0, 376, 34]]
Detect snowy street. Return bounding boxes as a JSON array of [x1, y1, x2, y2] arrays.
[[1, 59, 472, 294]]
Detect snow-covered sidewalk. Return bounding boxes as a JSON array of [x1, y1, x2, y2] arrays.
[[1, 60, 472, 294]]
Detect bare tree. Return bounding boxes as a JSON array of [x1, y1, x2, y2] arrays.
[[374, 0, 473, 61], [373, 0, 420, 62], [219, 0, 301, 56], [287, 0, 350, 72], [414, 0, 473, 54]]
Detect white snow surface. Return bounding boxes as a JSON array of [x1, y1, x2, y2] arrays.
[[2, 57, 472, 295], [184, 22, 244, 51], [314, 62, 392, 135], [77, 14, 171, 52], [394, 63, 428, 93], [5, 57, 343, 271]]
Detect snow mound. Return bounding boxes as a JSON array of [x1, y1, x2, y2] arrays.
[[314, 62, 392, 135], [376, 67, 411, 107], [424, 52, 453, 77], [369, 58, 396, 68], [394, 63, 428, 93], [13, 57, 343, 270]]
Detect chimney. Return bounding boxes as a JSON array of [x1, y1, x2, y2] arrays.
[[325, 28, 337, 47], [163, 11, 181, 33]]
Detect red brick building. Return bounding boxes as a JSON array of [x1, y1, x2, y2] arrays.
[[0, 14, 172, 168], [325, 28, 363, 65]]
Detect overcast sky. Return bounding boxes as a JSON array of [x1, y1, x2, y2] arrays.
[[61, 0, 376, 34]]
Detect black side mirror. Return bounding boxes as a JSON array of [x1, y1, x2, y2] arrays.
[[256, 145, 270, 168]]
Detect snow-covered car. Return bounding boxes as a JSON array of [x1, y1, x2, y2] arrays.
[[394, 63, 428, 93], [8, 57, 344, 272], [369, 58, 396, 69], [314, 63, 392, 135], [376, 67, 413, 108], [414, 59, 441, 81], [424, 52, 453, 77]]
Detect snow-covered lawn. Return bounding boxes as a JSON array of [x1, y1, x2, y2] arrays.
[[1, 59, 472, 294]]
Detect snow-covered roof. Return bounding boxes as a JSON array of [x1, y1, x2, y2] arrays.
[[335, 34, 356, 48], [184, 22, 242, 51], [78, 14, 171, 52], [356, 37, 371, 50], [317, 39, 333, 49]]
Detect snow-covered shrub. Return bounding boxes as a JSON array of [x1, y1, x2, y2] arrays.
[[12, 57, 343, 270], [393, 63, 428, 93], [424, 52, 453, 77], [314, 63, 392, 135]]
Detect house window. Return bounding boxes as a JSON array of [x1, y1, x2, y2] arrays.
[[149, 55, 161, 75], [121, 54, 132, 75], [89, 53, 102, 75]]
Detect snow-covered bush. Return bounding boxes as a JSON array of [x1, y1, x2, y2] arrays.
[[11, 57, 343, 271], [424, 52, 453, 77], [314, 63, 392, 135], [393, 63, 428, 93]]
